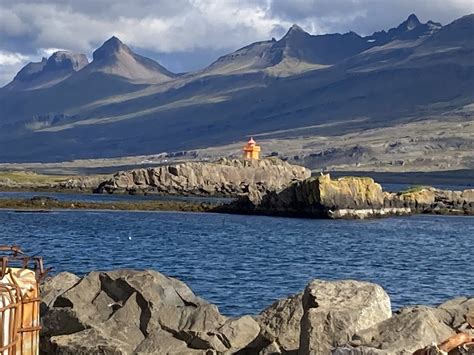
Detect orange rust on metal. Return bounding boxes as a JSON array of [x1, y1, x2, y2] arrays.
[[413, 332, 474, 355], [438, 332, 474, 352], [0, 246, 43, 355], [0, 283, 21, 355]]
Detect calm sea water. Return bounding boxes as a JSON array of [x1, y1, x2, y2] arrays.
[[0, 210, 472, 316]]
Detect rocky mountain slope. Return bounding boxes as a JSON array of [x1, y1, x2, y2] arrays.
[[0, 14, 472, 168], [3, 51, 89, 91]]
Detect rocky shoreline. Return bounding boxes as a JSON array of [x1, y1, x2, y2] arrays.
[[40, 269, 473, 354], [219, 174, 474, 219], [0, 196, 217, 213], [1, 159, 473, 219]]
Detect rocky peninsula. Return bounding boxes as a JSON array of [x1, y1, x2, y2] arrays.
[[221, 174, 474, 219], [40, 269, 473, 354]]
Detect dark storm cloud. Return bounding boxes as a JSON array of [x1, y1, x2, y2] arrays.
[[268, 0, 474, 35]]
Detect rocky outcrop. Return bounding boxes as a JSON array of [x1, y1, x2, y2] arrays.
[[391, 187, 474, 215], [41, 269, 260, 354], [299, 280, 392, 354], [256, 292, 304, 353], [335, 297, 474, 354], [220, 174, 474, 219], [222, 174, 411, 219], [41, 271, 473, 354], [94, 158, 310, 196]]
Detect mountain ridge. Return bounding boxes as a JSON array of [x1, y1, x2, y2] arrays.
[[4, 51, 89, 91], [0, 13, 472, 167]]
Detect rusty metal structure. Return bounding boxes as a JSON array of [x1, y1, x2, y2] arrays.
[[0, 283, 21, 354], [0, 246, 46, 355]]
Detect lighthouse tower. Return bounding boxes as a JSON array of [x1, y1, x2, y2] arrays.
[[243, 137, 261, 160]]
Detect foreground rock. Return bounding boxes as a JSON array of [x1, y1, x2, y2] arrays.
[[256, 292, 304, 353], [41, 270, 260, 354], [300, 280, 392, 354], [41, 270, 473, 354], [220, 174, 474, 219], [94, 158, 310, 196], [335, 297, 474, 354]]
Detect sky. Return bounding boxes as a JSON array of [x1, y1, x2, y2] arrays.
[[0, 0, 473, 86]]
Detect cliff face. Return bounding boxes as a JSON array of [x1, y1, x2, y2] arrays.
[[95, 158, 311, 195], [246, 174, 399, 218], [225, 174, 474, 219]]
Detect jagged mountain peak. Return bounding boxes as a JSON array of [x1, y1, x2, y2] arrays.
[[288, 24, 306, 33], [4, 50, 89, 91], [403, 14, 421, 30], [46, 51, 89, 71], [93, 36, 130, 61], [282, 24, 310, 40], [85, 36, 176, 83]]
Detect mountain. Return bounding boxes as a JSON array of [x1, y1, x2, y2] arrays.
[[4, 51, 89, 91], [366, 14, 442, 45], [0, 14, 472, 171], [79, 36, 176, 84], [205, 14, 441, 76], [0, 37, 178, 127], [206, 24, 372, 75]]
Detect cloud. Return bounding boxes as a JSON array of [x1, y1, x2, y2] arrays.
[[268, 0, 474, 35], [0, 0, 472, 86], [0, 50, 29, 87], [0, 51, 28, 66]]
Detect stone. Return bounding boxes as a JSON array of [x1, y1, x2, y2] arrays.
[[41, 272, 80, 309], [350, 306, 455, 354], [134, 328, 211, 354], [256, 292, 303, 353], [259, 341, 284, 354], [299, 279, 392, 355], [218, 315, 260, 353], [41, 270, 260, 354], [332, 345, 388, 354], [435, 296, 474, 330]]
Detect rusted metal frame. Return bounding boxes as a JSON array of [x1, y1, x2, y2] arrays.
[[0, 246, 42, 355], [0, 283, 21, 354], [7, 278, 40, 355], [0, 255, 47, 282]]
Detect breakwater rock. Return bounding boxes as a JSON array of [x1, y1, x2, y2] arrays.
[[94, 158, 310, 196], [40, 270, 473, 354], [220, 174, 474, 219]]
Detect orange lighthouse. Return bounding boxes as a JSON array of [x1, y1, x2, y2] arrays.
[[243, 137, 261, 160]]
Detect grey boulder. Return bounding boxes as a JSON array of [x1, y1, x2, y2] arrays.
[[299, 279, 392, 355], [41, 270, 260, 354]]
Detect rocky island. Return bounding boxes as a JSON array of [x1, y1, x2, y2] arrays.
[[1, 159, 473, 219], [94, 158, 311, 196], [40, 269, 473, 354], [221, 173, 474, 219]]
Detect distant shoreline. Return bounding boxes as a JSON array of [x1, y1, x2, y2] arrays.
[[330, 169, 474, 187], [0, 197, 217, 213]]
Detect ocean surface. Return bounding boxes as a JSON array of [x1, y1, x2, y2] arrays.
[[0, 209, 472, 316]]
